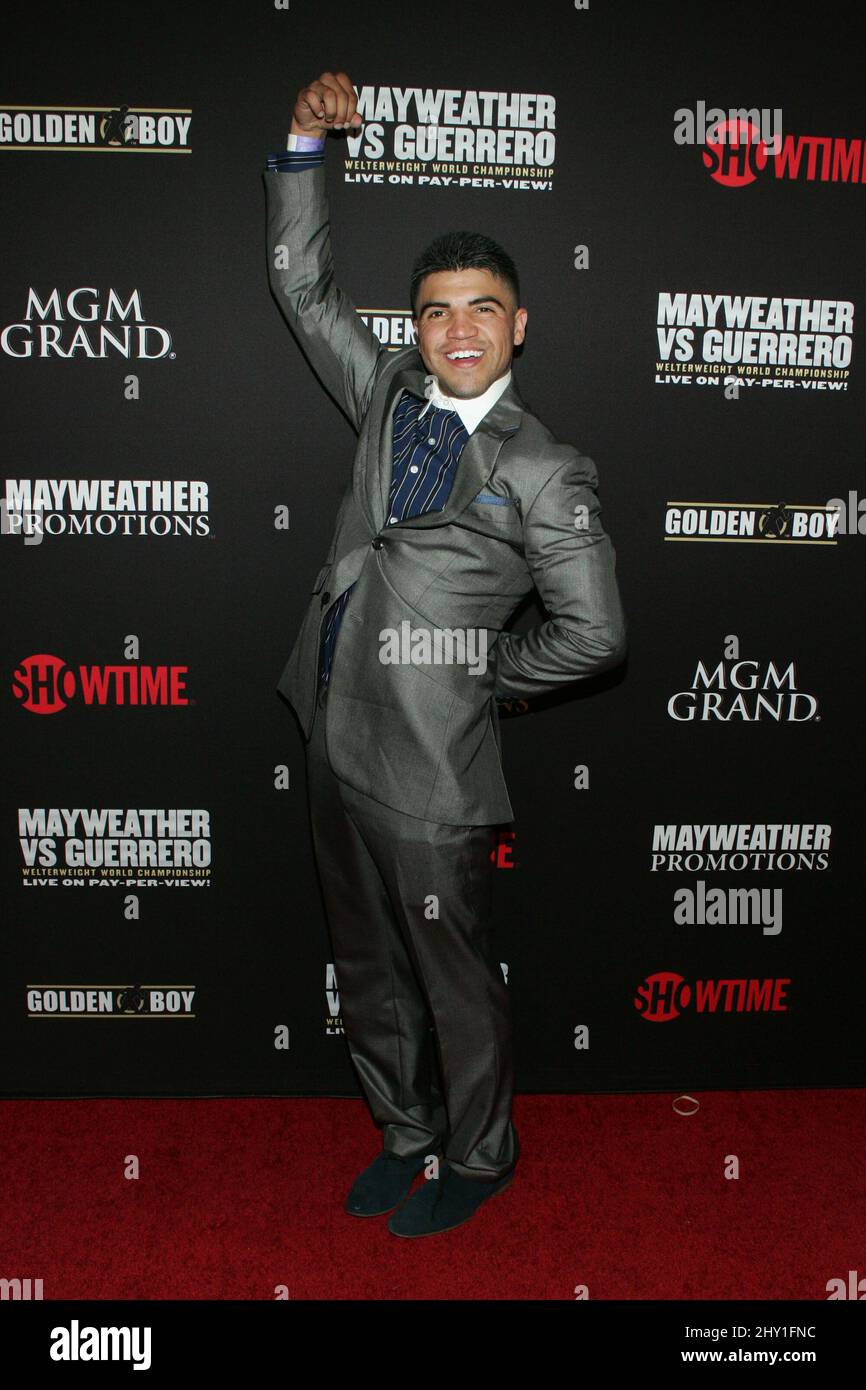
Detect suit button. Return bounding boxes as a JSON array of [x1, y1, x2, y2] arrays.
[[371, 537, 384, 549], [320, 590, 330, 607]]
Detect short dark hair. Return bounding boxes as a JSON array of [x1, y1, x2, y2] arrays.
[[410, 230, 520, 318]]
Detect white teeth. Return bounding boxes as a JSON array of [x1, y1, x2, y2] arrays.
[[447, 350, 483, 359]]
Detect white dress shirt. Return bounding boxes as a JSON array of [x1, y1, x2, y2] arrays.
[[418, 369, 512, 436]]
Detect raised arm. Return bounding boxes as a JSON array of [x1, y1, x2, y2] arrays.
[[262, 70, 387, 432]]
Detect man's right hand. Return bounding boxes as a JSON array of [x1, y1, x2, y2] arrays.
[[289, 70, 362, 137]]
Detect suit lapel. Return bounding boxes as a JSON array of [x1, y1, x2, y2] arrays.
[[355, 351, 524, 534]]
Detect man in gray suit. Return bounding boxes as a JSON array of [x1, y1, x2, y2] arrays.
[[264, 70, 627, 1236]]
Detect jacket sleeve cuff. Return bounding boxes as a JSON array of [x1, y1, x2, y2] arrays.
[[265, 148, 325, 172], [266, 132, 326, 171]]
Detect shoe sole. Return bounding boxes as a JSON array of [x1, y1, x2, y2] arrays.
[[387, 1171, 515, 1237], [345, 1195, 413, 1217], [344, 1171, 426, 1217]]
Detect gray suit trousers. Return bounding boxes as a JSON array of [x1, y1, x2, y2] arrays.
[[305, 685, 519, 1181]]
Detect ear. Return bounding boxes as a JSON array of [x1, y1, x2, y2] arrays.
[[513, 307, 528, 345]]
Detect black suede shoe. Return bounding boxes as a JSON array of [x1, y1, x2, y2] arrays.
[[387, 1159, 515, 1236], [344, 1149, 431, 1217]]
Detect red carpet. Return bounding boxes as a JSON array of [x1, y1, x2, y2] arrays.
[[1, 1090, 862, 1300]]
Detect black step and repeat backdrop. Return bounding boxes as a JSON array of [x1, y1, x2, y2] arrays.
[[2, 1, 862, 1098]]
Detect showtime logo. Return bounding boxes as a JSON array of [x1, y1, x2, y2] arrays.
[[491, 828, 517, 869], [702, 117, 776, 187], [12, 654, 189, 713], [697, 116, 866, 188], [634, 971, 790, 1022]]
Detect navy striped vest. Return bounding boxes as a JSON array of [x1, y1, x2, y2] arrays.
[[318, 392, 469, 691]]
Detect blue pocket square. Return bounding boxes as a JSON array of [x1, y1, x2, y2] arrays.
[[472, 491, 514, 506]]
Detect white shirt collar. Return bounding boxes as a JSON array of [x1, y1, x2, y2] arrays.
[[418, 369, 512, 436]]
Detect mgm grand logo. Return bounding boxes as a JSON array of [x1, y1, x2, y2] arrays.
[[2, 288, 172, 359], [668, 648, 819, 721]]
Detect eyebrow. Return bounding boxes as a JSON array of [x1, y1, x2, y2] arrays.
[[416, 295, 509, 316]]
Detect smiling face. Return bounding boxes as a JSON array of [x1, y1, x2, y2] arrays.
[[412, 268, 528, 400]]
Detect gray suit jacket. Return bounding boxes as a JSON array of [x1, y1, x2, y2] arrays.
[[264, 163, 627, 824]]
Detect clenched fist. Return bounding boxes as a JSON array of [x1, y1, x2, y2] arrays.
[[289, 70, 362, 137]]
